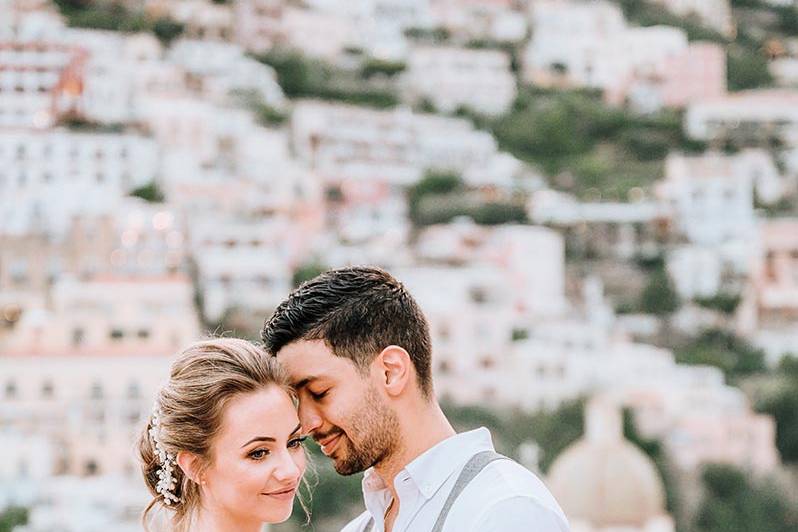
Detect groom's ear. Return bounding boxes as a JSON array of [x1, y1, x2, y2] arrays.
[[377, 345, 412, 398], [176, 451, 203, 484]]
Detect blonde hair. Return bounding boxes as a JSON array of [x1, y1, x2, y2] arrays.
[[138, 338, 304, 531]]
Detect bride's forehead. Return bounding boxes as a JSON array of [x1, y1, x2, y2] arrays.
[[218, 388, 297, 433]]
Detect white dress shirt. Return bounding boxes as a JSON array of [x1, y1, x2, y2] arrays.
[[340, 427, 570, 532]]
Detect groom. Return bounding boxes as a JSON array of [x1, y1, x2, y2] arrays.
[[261, 266, 569, 532]]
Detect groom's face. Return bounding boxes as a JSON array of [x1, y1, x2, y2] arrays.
[[278, 339, 399, 475]]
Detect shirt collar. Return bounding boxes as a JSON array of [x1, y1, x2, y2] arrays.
[[403, 427, 495, 500], [360, 428, 495, 524]]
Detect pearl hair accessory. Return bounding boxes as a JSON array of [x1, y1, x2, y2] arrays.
[[149, 403, 182, 506]]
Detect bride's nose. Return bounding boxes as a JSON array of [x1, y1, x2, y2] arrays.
[[272, 449, 302, 482]]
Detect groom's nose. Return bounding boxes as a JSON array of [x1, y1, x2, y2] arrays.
[[298, 398, 323, 433]]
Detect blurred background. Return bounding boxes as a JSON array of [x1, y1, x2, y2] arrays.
[[1, 0, 798, 531]]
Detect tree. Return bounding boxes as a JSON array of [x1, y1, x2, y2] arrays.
[[727, 46, 774, 91], [0, 507, 28, 532], [253, 103, 287, 127], [292, 262, 328, 288], [152, 18, 185, 47], [442, 398, 585, 474], [623, 409, 682, 521], [639, 268, 679, 315], [360, 58, 406, 79], [407, 171, 464, 223], [694, 292, 742, 315], [755, 363, 798, 463], [694, 463, 797, 532], [675, 329, 767, 380], [129, 182, 165, 203]]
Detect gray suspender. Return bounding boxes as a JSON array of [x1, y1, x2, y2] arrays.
[[364, 450, 507, 532]]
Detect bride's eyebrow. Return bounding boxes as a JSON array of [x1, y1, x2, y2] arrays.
[[241, 424, 302, 448]]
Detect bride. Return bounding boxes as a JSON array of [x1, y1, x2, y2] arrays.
[[138, 338, 308, 531]]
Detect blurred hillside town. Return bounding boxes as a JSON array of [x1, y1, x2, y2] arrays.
[[1, 0, 798, 531]]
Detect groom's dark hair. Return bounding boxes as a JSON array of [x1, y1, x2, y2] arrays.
[[261, 266, 434, 398]]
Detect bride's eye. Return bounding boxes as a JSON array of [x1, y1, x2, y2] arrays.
[[288, 436, 308, 449], [249, 448, 270, 460]]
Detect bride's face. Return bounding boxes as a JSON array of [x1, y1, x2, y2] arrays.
[[201, 386, 306, 525]]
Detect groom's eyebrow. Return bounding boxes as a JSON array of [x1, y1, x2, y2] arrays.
[[293, 376, 317, 389]]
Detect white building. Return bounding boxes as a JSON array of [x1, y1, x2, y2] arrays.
[[291, 100, 517, 188], [414, 222, 567, 318], [657, 151, 758, 246], [168, 39, 285, 107], [189, 215, 308, 323], [397, 265, 518, 389], [666, 246, 723, 299], [685, 90, 798, 146], [0, 128, 159, 236], [137, 94, 249, 166], [431, 0, 528, 43], [154, 0, 234, 41], [403, 46, 516, 115], [11, 475, 149, 532], [523, 0, 628, 90]]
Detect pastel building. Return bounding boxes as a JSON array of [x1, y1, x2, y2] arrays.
[[1, 274, 201, 356], [627, 42, 727, 112], [548, 397, 675, 532], [0, 275, 200, 492], [0, 200, 186, 317], [523, 0, 726, 110], [652, 0, 734, 37], [0, 41, 86, 128], [739, 219, 798, 363]]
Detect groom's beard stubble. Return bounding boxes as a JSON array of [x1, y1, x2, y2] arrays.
[[328, 386, 401, 476]]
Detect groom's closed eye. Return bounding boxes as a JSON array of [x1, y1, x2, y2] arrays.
[[308, 388, 330, 401]]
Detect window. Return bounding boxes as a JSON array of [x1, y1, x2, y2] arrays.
[[479, 356, 496, 369], [5, 380, 17, 399], [137, 329, 150, 340], [84, 460, 99, 476], [41, 380, 54, 399], [72, 327, 85, 347], [438, 360, 451, 374], [90, 381, 103, 400], [127, 381, 140, 399], [109, 328, 124, 341]]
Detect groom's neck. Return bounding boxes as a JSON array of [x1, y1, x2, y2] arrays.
[[374, 398, 455, 495]]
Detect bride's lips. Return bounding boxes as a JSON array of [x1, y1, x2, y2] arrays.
[[317, 432, 342, 456], [262, 485, 298, 501]]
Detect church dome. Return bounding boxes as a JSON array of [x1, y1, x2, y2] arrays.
[[547, 397, 667, 528]]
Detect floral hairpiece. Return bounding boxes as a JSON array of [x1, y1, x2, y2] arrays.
[[149, 403, 182, 506]]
